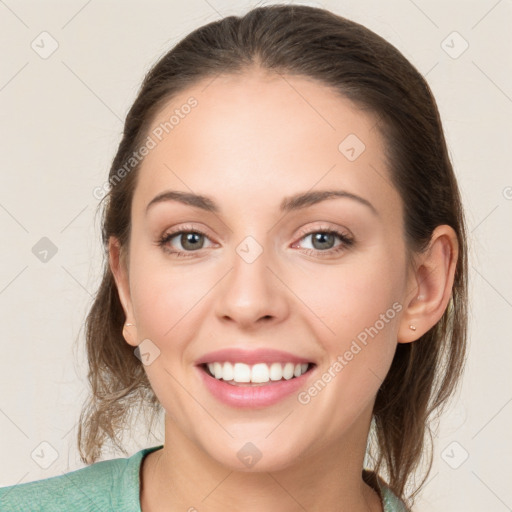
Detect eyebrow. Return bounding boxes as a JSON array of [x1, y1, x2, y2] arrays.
[[145, 189, 378, 216]]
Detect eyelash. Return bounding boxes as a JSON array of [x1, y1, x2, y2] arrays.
[[156, 224, 354, 259]]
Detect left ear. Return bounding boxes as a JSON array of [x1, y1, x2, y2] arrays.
[[398, 225, 459, 343]]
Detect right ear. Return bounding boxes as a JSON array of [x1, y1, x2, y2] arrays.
[[108, 236, 138, 347]]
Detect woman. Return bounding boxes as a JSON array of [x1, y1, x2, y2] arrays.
[[0, 4, 467, 511]]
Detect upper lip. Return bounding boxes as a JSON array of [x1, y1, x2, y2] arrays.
[[195, 348, 315, 366]]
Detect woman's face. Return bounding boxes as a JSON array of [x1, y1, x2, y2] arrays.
[[115, 69, 414, 471]]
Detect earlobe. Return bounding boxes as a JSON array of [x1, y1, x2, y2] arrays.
[[122, 322, 139, 347], [397, 225, 459, 343], [108, 236, 139, 347]]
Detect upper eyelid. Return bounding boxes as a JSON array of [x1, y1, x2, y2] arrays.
[[164, 224, 213, 238], [163, 222, 349, 238], [295, 223, 351, 237]]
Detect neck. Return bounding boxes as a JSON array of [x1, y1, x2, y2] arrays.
[[141, 408, 382, 512]]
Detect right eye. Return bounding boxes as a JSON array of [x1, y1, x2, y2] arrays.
[[157, 225, 216, 257]]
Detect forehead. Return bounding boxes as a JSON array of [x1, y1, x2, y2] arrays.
[[132, 70, 400, 221]]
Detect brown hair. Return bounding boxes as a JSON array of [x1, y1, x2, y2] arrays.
[[78, 4, 468, 507]]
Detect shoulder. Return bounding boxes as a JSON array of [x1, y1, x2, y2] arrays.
[[0, 445, 163, 512], [363, 470, 410, 512], [379, 484, 410, 512], [0, 456, 129, 512]]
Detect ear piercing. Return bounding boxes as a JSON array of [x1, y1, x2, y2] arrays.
[[409, 325, 416, 331]]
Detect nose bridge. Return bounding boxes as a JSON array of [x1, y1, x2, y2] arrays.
[[214, 233, 288, 326]]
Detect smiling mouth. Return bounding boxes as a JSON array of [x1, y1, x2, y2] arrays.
[[200, 361, 316, 386]]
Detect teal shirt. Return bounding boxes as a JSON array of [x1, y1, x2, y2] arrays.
[[0, 445, 408, 511]]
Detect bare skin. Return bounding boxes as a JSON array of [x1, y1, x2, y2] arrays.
[[109, 68, 458, 512]]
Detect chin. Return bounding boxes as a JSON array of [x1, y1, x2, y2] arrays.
[[203, 438, 307, 473]]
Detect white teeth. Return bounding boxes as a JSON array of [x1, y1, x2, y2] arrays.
[[269, 362, 283, 381], [213, 362, 223, 379], [222, 362, 234, 381], [283, 362, 295, 380], [205, 361, 311, 383], [251, 363, 269, 383], [233, 363, 251, 382]]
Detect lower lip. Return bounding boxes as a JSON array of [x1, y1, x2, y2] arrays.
[[196, 365, 315, 408]]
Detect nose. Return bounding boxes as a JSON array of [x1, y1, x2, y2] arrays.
[[214, 242, 290, 330]]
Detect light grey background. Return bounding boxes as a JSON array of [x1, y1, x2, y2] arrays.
[[1, 1, 511, 510]]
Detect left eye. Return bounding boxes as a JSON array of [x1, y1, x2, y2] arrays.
[[295, 229, 353, 253], [300, 231, 342, 251]]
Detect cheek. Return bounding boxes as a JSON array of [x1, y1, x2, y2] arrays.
[[292, 248, 404, 401], [292, 249, 405, 341], [127, 251, 210, 418], [128, 246, 215, 341]]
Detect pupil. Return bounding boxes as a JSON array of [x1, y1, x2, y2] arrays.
[[313, 232, 334, 250], [182, 232, 203, 250]]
